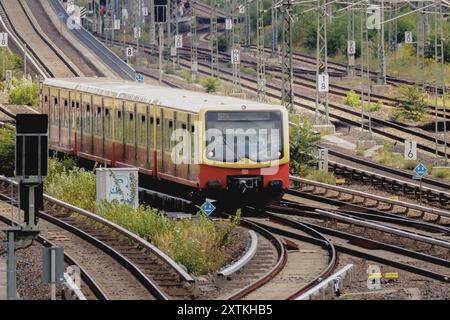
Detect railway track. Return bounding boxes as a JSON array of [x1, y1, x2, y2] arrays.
[[0, 210, 107, 300], [175, 50, 450, 158], [0, 176, 198, 300], [252, 206, 450, 285], [49, 0, 135, 80], [0, 0, 80, 78]]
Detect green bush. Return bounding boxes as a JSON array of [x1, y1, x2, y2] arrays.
[[344, 90, 360, 108], [289, 118, 321, 175], [44, 158, 97, 212], [200, 77, 220, 93], [218, 34, 229, 52], [394, 85, 427, 122], [97, 202, 241, 275], [44, 157, 241, 274], [431, 168, 450, 180], [0, 125, 15, 176], [305, 170, 336, 185], [0, 49, 22, 79], [363, 100, 382, 112], [9, 81, 39, 106], [178, 69, 193, 84]]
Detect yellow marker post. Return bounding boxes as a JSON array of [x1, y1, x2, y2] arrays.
[[336, 178, 346, 184]]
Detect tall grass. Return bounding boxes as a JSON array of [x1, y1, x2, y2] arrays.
[[44, 158, 241, 274]]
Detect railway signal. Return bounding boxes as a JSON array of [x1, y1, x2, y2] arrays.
[[318, 148, 329, 171]]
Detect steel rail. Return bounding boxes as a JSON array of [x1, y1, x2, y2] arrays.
[[0, 213, 108, 300], [0, 176, 195, 285], [16, 0, 81, 77], [49, 0, 135, 80], [0, 1, 50, 78], [260, 210, 450, 283], [221, 216, 288, 300], [290, 176, 450, 217]]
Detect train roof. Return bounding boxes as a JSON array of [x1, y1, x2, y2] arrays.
[[44, 78, 286, 114]]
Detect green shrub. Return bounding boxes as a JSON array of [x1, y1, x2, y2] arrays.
[[97, 201, 241, 275], [9, 81, 39, 106], [289, 118, 321, 175], [44, 158, 97, 212], [0, 125, 15, 176], [44, 157, 241, 274], [364, 100, 382, 112], [178, 69, 193, 83], [344, 90, 360, 108], [389, 107, 406, 123], [305, 170, 336, 185], [431, 168, 450, 180], [218, 34, 229, 52], [394, 85, 427, 122], [200, 77, 220, 93]]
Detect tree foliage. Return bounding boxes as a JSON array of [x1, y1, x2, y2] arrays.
[[289, 118, 321, 175], [200, 76, 220, 93], [393, 85, 427, 122], [9, 81, 39, 106], [0, 125, 15, 177]]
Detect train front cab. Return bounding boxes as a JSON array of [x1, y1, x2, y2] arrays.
[[197, 107, 290, 206]]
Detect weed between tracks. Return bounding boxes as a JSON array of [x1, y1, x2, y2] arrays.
[[44, 158, 241, 275]]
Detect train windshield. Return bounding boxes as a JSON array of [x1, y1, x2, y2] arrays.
[[205, 111, 283, 162]]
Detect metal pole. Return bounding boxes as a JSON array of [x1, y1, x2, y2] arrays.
[[257, 0, 266, 101], [377, 0, 386, 85], [281, 0, 293, 110], [244, 1, 251, 52], [416, 1, 425, 89], [210, 0, 219, 78], [6, 231, 16, 300], [159, 23, 163, 84], [190, 0, 198, 81], [271, 0, 278, 57], [347, 1, 355, 77], [51, 247, 56, 300], [315, 0, 329, 124]]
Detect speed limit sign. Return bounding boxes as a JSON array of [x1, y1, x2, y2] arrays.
[[175, 35, 183, 48], [231, 49, 240, 65], [0, 33, 8, 47], [318, 74, 329, 92], [347, 40, 356, 55], [126, 47, 134, 57], [404, 140, 417, 160]]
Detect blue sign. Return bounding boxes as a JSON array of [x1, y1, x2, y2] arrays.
[[135, 73, 144, 83], [200, 200, 216, 216], [414, 162, 427, 178]]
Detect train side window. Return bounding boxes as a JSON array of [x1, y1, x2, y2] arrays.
[[156, 118, 160, 126], [54, 98, 58, 105], [182, 123, 187, 130], [44, 95, 48, 103], [62, 99, 68, 128], [191, 125, 195, 133], [75, 102, 80, 127], [150, 117, 154, 125], [138, 114, 147, 146], [72, 101, 75, 108], [85, 104, 91, 133], [114, 109, 123, 140], [94, 106, 102, 136], [125, 111, 135, 144], [164, 118, 174, 151], [104, 108, 111, 138]]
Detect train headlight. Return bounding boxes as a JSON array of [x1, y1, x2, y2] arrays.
[[278, 151, 282, 158], [208, 151, 215, 158]]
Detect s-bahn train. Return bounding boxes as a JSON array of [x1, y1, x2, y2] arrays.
[[41, 78, 289, 206]]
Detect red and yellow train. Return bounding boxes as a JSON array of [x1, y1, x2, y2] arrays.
[[41, 78, 289, 206]]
